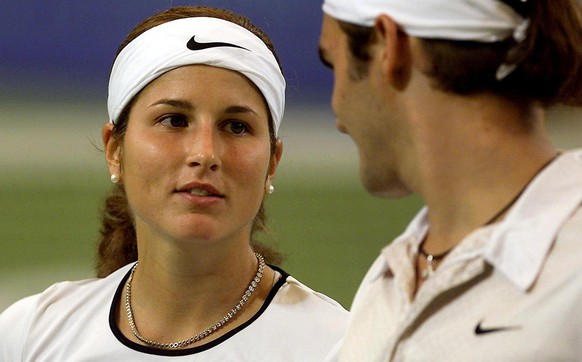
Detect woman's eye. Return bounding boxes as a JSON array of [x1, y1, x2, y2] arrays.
[[159, 115, 188, 128], [227, 121, 249, 135]]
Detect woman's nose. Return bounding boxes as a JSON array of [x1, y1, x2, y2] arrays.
[[186, 126, 220, 171]]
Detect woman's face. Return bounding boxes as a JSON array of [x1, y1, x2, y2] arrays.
[[105, 65, 281, 248]]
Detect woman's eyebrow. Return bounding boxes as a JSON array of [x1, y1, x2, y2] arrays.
[[224, 105, 259, 116], [148, 100, 259, 116], [148, 98, 194, 110]]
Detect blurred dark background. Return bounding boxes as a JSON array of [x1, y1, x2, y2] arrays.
[[0, 0, 333, 105]]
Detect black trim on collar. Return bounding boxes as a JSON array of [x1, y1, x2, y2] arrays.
[[109, 263, 289, 356]]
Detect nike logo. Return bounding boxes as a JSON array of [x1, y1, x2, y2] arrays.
[[186, 35, 249, 52], [474, 320, 521, 335]]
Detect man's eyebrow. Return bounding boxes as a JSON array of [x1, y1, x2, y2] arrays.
[[318, 47, 333, 69]]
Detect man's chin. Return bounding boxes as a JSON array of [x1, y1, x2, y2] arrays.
[[361, 175, 411, 199]]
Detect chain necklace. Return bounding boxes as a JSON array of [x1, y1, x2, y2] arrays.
[[124, 253, 265, 349], [419, 245, 450, 280], [419, 153, 560, 280]]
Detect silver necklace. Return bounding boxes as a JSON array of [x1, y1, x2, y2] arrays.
[[124, 253, 265, 349], [419, 245, 450, 280]]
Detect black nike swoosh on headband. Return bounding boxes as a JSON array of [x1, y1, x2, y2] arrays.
[[186, 35, 249, 51]]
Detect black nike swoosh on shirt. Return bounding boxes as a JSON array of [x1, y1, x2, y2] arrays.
[[474, 321, 521, 335], [186, 35, 249, 51]]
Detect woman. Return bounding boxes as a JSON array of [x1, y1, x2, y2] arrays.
[[319, 0, 582, 360], [0, 6, 347, 360]]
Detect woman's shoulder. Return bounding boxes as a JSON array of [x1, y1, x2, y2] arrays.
[[280, 275, 347, 311], [0, 264, 132, 359], [0, 278, 97, 327], [270, 266, 349, 321], [0, 264, 132, 331], [236, 267, 347, 361]]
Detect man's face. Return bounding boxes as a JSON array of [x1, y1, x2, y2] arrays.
[[319, 14, 411, 197]]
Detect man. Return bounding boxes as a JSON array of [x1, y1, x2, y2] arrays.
[[319, 0, 582, 360]]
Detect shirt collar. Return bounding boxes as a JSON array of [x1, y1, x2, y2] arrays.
[[484, 150, 582, 291], [369, 208, 429, 282]]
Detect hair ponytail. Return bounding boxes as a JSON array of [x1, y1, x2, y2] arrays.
[[96, 188, 137, 277], [415, 0, 582, 105], [517, 0, 582, 105]]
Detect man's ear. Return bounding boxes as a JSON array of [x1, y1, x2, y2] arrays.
[[102, 123, 122, 179], [374, 14, 411, 90]]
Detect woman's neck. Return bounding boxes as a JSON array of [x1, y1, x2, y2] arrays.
[[117, 239, 276, 348]]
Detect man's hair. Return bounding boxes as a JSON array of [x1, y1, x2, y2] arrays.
[[339, 0, 582, 105]]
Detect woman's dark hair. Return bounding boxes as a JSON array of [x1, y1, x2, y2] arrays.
[[339, 0, 582, 105], [96, 6, 283, 277]]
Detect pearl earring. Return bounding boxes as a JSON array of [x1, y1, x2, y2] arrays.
[[110, 174, 120, 184], [268, 185, 275, 194]]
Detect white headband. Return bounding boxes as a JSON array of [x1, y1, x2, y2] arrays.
[[322, 0, 526, 42], [108, 17, 285, 135]]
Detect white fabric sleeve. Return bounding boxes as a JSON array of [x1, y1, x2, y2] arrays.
[[0, 295, 38, 360]]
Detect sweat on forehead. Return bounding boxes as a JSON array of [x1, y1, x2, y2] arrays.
[[107, 17, 285, 136], [322, 0, 526, 42]]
